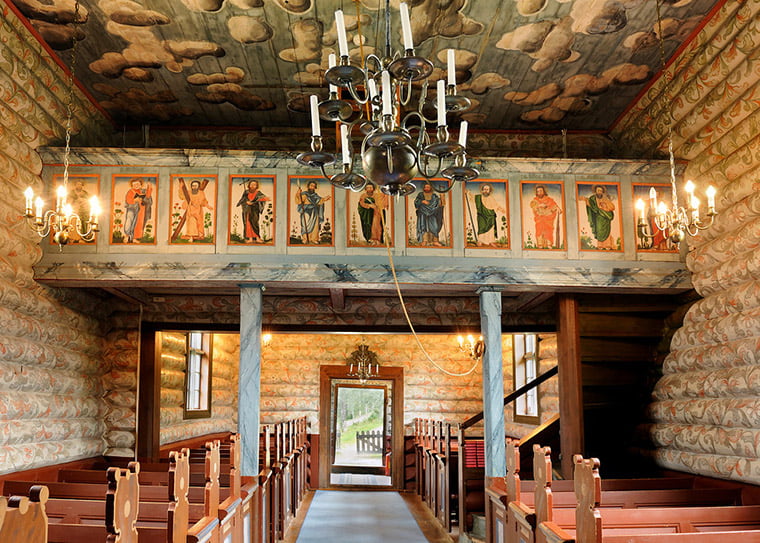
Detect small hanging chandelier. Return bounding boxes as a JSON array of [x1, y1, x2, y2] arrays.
[[635, 0, 716, 246], [347, 343, 380, 384], [296, 0, 478, 197], [24, 1, 100, 248]]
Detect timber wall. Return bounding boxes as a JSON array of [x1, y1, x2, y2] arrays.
[[614, 1, 760, 484]]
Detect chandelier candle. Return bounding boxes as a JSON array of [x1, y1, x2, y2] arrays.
[[335, 10, 349, 57], [23, 187, 33, 216], [310, 95, 321, 137], [328, 53, 337, 94], [437, 80, 446, 126], [341, 124, 350, 165], [367, 78, 377, 103], [399, 2, 413, 51], [447, 49, 456, 87], [382, 70, 392, 116], [459, 120, 468, 147]]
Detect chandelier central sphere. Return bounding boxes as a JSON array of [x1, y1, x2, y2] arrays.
[[296, 0, 478, 196]]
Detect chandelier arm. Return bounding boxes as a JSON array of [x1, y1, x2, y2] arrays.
[[70, 214, 98, 239], [365, 54, 383, 74], [695, 215, 715, 230], [636, 227, 656, 240], [318, 162, 334, 182], [653, 214, 668, 232], [418, 154, 443, 179], [399, 76, 414, 107], [346, 79, 369, 105], [27, 216, 51, 238]]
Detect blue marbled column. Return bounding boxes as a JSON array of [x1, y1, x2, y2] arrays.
[[239, 285, 263, 476], [479, 287, 506, 478]]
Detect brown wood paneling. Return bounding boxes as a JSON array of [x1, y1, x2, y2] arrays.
[[137, 324, 162, 463], [580, 314, 665, 337], [579, 338, 653, 361]]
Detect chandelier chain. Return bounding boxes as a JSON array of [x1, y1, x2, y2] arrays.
[[62, 1, 81, 189], [655, 0, 679, 209]]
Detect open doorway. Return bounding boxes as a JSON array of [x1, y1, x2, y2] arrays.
[[330, 383, 390, 486], [319, 365, 404, 489]]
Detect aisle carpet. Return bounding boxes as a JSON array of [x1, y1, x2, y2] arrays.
[[296, 491, 428, 543]]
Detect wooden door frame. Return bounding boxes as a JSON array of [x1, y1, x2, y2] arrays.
[[318, 365, 404, 489]]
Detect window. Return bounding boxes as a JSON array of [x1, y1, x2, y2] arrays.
[[513, 333, 540, 424], [184, 331, 212, 419]]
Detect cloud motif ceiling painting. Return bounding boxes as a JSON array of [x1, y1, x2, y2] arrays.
[[11, 0, 722, 130]]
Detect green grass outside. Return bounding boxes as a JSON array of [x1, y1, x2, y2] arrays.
[[338, 415, 383, 449]]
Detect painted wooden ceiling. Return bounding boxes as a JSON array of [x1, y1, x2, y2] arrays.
[[12, 0, 721, 133]]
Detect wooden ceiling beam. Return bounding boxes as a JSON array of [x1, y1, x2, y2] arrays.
[[329, 288, 345, 311]]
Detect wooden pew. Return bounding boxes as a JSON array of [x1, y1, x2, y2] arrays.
[[500, 444, 751, 543], [539, 455, 760, 543], [4, 455, 218, 542]]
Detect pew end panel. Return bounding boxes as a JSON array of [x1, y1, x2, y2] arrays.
[[0, 485, 48, 543], [106, 461, 140, 543]]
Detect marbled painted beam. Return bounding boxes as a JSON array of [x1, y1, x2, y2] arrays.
[[39, 147, 685, 177], [34, 258, 691, 292]]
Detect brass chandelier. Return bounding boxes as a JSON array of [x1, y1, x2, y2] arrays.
[[635, 0, 716, 245], [24, 1, 100, 248], [297, 0, 478, 196]]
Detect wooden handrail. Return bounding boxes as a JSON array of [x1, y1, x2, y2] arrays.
[[460, 365, 559, 430]]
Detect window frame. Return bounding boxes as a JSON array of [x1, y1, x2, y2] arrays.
[[183, 331, 213, 420], [512, 333, 541, 425]]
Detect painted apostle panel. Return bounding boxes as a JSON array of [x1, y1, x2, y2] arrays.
[[520, 181, 565, 250], [405, 180, 454, 249], [111, 174, 156, 245], [464, 180, 509, 249], [288, 176, 334, 246], [576, 182, 623, 252], [53, 173, 99, 245], [347, 183, 393, 248], [229, 175, 275, 245], [632, 183, 678, 253], [169, 175, 217, 245]]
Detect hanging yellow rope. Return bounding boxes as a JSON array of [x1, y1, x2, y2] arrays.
[[380, 202, 481, 377]]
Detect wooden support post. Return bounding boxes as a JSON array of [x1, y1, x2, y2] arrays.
[[479, 287, 506, 478], [240, 284, 264, 477], [557, 294, 584, 479]]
